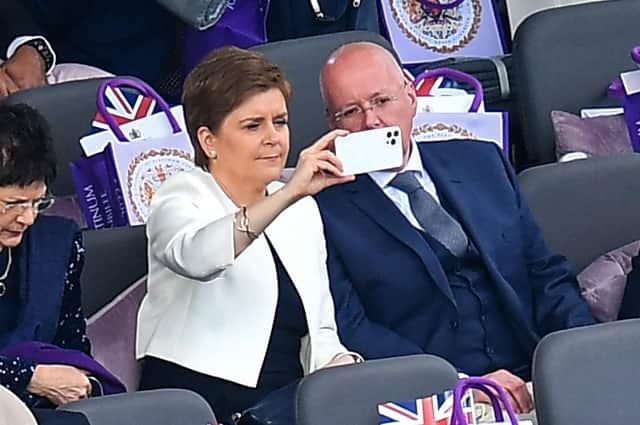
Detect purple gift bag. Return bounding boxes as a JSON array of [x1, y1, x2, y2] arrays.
[[71, 78, 193, 228], [610, 47, 640, 152], [451, 377, 519, 425], [183, 0, 270, 75], [412, 67, 509, 155], [380, 0, 506, 64], [71, 151, 125, 229]]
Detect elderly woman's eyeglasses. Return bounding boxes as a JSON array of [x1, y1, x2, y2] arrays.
[[0, 196, 55, 215], [333, 81, 408, 126]]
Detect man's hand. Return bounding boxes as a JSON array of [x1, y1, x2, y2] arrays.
[[323, 353, 360, 368], [0, 67, 19, 98], [3, 44, 47, 92], [26, 364, 92, 406], [474, 369, 533, 414]]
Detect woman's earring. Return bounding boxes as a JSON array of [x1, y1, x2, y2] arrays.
[[209, 150, 217, 160]]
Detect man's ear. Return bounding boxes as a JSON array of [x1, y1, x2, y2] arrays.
[[405, 78, 418, 116], [405, 77, 417, 106], [325, 108, 338, 130]]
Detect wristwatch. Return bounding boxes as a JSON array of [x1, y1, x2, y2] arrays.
[[22, 38, 54, 71]]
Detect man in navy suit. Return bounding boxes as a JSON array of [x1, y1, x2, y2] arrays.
[[315, 42, 595, 413]]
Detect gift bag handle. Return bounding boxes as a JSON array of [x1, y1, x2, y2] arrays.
[[608, 46, 640, 97], [631, 46, 640, 65], [609, 79, 624, 98], [96, 78, 182, 142], [418, 0, 465, 10], [413, 68, 484, 112], [451, 377, 519, 425]]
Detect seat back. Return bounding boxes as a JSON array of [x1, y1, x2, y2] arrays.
[[251, 31, 396, 167], [59, 389, 216, 425], [295, 354, 458, 425], [81, 225, 148, 391], [87, 277, 146, 392], [512, 0, 640, 168], [533, 319, 640, 425], [3, 78, 110, 196], [518, 154, 640, 273], [81, 225, 147, 317]]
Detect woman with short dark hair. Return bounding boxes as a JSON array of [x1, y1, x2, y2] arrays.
[[0, 103, 91, 425], [137, 46, 361, 423]]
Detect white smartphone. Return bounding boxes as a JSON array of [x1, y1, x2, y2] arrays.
[[334, 126, 404, 175]]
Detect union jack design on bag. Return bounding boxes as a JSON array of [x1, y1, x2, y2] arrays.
[[415, 75, 445, 96], [92, 86, 157, 131], [378, 390, 474, 425]]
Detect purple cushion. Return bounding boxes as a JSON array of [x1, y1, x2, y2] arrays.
[[551, 111, 639, 321], [86, 278, 147, 391], [577, 241, 640, 322], [551, 110, 632, 160]]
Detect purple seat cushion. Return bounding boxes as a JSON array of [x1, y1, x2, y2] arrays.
[[551, 110, 639, 321], [551, 110, 632, 160], [86, 277, 147, 391], [577, 241, 640, 322]]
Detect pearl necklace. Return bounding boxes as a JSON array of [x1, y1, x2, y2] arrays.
[[0, 248, 12, 297]]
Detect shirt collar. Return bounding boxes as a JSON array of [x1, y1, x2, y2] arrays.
[[369, 140, 426, 189]]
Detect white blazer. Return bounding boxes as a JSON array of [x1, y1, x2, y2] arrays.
[[136, 168, 347, 387]]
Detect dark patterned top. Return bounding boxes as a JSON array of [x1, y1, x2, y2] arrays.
[[0, 233, 90, 406]]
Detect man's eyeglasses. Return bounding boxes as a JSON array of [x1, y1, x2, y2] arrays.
[[333, 81, 407, 126], [0, 196, 55, 215]]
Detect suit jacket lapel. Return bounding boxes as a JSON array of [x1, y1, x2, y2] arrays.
[[345, 175, 456, 305], [418, 144, 537, 341], [418, 145, 489, 259]]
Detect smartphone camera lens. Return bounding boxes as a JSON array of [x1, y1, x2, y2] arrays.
[[393, 130, 399, 137], [387, 132, 392, 138], [390, 139, 396, 145]]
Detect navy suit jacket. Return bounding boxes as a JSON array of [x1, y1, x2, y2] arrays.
[[315, 140, 595, 374]]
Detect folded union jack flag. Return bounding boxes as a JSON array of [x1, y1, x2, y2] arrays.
[[378, 390, 474, 425], [91, 86, 158, 133]]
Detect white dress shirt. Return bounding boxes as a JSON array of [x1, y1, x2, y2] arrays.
[[369, 140, 440, 231]]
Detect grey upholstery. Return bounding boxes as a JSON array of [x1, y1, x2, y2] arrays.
[[513, 0, 640, 168], [518, 154, 640, 273], [59, 389, 216, 425], [533, 319, 640, 425], [251, 31, 396, 167], [295, 354, 458, 425], [81, 225, 147, 317], [3, 78, 110, 195]]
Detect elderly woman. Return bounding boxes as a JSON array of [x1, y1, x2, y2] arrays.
[[136, 46, 361, 422], [0, 103, 92, 424]]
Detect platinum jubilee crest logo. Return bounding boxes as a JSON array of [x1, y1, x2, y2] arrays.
[[127, 148, 193, 222], [388, 0, 482, 54]]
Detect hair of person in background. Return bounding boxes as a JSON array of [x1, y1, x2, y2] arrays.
[[0, 103, 56, 188], [182, 46, 293, 170]]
